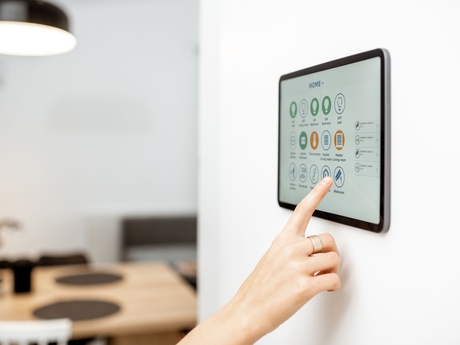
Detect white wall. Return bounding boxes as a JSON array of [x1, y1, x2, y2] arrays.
[[0, 0, 198, 261], [198, 0, 460, 343]]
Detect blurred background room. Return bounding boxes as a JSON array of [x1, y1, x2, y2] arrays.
[[0, 1, 198, 344], [0, 0, 198, 265]]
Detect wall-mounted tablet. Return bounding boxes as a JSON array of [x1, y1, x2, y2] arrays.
[[278, 48, 391, 233]]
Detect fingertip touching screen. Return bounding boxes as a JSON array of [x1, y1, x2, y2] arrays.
[[278, 48, 391, 233]]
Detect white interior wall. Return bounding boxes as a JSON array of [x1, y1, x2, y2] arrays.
[[197, 0, 222, 321], [198, 0, 460, 343], [0, 0, 199, 261]]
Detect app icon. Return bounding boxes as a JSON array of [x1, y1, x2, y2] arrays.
[[321, 165, 331, 179], [289, 163, 297, 181], [310, 131, 319, 150], [290, 132, 296, 150], [321, 130, 332, 151], [322, 96, 331, 115], [334, 130, 345, 150], [333, 166, 345, 188], [310, 165, 319, 184], [300, 99, 308, 118], [310, 98, 319, 116], [334, 93, 346, 114], [299, 131, 308, 150], [299, 164, 307, 183], [290, 101, 297, 118]]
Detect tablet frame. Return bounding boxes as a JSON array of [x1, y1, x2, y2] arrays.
[[277, 48, 391, 233]]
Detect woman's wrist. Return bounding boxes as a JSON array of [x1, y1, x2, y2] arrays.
[[179, 294, 263, 345], [224, 292, 272, 345]]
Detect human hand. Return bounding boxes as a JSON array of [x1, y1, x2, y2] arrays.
[[228, 176, 341, 343], [178, 176, 340, 345]]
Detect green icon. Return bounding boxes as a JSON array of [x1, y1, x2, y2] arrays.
[[290, 101, 297, 118], [322, 96, 331, 115], [299, 131, 308, 150], [311, 98, 319, 116]]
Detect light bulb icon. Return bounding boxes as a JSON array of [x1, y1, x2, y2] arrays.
[[290, 101, 297, 118], [311, 98, 319, 116], [300, 99, 308, 117], [334, 93, 346, 114], [322, 96, 331, 115]]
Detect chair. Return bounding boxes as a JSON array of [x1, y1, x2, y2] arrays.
[[0, 318, 71, 345], [36, 253, 89, 267], [121, 215, 198, 289], [0, 260, 12, 270]]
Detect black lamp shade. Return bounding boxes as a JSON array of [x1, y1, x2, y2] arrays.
[[0, 0, 76, 56]]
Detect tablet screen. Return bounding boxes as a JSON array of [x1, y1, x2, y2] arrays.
[[278, 49, 390, 233]]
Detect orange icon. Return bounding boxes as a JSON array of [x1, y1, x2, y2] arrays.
[[310, 131, 319, 150], [334, 130, 345, 150]]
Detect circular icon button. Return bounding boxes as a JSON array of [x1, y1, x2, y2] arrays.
[[310, 131, 319, 150], [300, 99, 308, 118], [321, 165, 331, 179], [299, 131, 308, 150], [299, 164, 308, 183], [333, 166, 345, 188], [309, 164, 319, 184], [355, 148, 360, 158], [334, 130, 345, 150], [290, 132, 296, 150], [355, 135, 361, 145], [290, 101, 297, 118], [322, 96, 331, 115], [289, 163, 297, 181], [334, 93, 346, 114], [310, 98, 319, 116], [321, 130, 332, 151]]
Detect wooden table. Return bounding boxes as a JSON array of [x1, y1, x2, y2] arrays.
[[0, 262, 197, 345]]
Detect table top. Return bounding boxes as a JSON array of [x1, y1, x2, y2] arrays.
[[0, 261, 197, 338]]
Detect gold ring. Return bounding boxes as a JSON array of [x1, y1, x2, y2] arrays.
[[307, 235, 323, 254]]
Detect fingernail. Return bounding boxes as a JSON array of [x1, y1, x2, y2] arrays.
[[320, 176, 332, 185]]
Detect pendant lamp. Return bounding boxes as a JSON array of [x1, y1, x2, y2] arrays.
[[0, 0, 76, 56]]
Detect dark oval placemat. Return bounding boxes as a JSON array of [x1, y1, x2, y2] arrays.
[[56, 272, 123, 286], [33, 300, 121, 321]]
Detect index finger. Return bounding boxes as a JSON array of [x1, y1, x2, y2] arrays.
[[285, 176, 332, 236]]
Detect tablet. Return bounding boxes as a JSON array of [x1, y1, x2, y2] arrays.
[[278, 48, 391, 233]]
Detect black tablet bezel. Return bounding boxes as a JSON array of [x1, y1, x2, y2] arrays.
[[277, 48, 391, 233]]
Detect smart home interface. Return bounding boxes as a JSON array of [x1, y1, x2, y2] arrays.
[[278, 49, 390, 233]]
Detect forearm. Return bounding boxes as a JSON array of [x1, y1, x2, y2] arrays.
[[178, 296, 263, 345]]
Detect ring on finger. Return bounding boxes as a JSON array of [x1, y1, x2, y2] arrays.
[[307, 235, 323, 254]]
